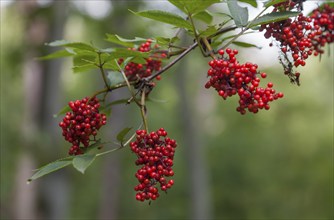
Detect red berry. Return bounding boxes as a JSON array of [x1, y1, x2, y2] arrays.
[[130, 128, 177, 202]]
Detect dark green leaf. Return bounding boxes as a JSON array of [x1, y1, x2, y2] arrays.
[[116, 127, 132, 142], [46, 40, 97, 52], [72, 154, 96, 174], [72, 64, 97, 73], [168, 0, 220, 14], [107, 71, 125, 88], [238, 0, 257, 8], [199, 26, 218, 37], [131, 9, 192, 29], [73, 52, 97, 67], [250, 11, 300, 27], [193, 10, 213, 24], [155, 36, 180, 46], [53, 105, 71, 118], [227, 0, 249, 27], [27, 158, 73, 183], [264, 0, 287, 8], [232, 41, 262, 49], [37, 49, 74, 60], [105, 34, 147, 47], [105, 48, 150, 61]]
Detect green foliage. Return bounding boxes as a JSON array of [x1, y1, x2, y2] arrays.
[[37, 49, 74, 60], [46, 40, 97, 52], [155, 36, 180, 46], [227, 0, 249, 27], [72, 154, 96, 174], [105, 34, 147, 47], [250, 11, 300, 27], [106, 71, 125, 87], [264, 0, 288, 8], [116, 127, 133, 143], [231, 41, 261, 49], [193, 10, 214, 24], [27, 157, 73, 183], [130, 9, 192, 29], [168, 0, 220, 15]]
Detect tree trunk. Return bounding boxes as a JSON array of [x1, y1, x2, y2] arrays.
[[12, 1, 69, 219], [175, 39, 213, 219]]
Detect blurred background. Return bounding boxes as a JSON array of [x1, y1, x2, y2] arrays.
[[0, 0, 333, 219]]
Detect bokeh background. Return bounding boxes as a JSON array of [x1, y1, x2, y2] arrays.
[[1, 0, 333, 219]]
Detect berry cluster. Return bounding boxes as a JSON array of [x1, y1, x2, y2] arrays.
[[59, 97, 107, 155], [119, 39, 166, 82], [130, 128, 177, 202], [260, 2, 334, 84], [310, 4, 334, 54], [205, 49, 283, 114]]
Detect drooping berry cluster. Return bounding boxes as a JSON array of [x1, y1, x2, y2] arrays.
[[118, 39, 166, 82], [260, 2, 334, 84], [130, 128, 177, 202], [205, 49, 283, 114], [310, 4, 334, 54], [59, 97, 107, 155]]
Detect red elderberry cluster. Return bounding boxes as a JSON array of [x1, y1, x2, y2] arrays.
[[59, 97, 107, 155], [260, 2, 334, 84], [310, 4, 334, 54], [119, 39, 166, 82], [205, 49, 283, 114], [130, 128, 177, 202]]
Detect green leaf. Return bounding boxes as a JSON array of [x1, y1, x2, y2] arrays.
[[238, 0, 257, 8], [27, 158, 73, 183], [116, 127, 132, 142], [264, 0, 287, 8], [168, 0, 220, 15], [37, 49, 74, 60], [227, 0, 249, 27], [155, 36, 180, 46], [232, 41, 262, 49], [53, 105, 71, 118], [106, 48, 150, 61], [199, 26, 218, 37], [193, 10, 213, 24], [46, 40, 97, 52], [72, 154, 96, 174], [72, 64, 97, 73], [131, 9, 192, 29], [107, 71, 125, 87], [250, 11, 300, 27], [73, 52, 97, 67], [105, 34, 147, 47]]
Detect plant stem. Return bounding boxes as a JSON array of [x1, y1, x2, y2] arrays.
[[97, 52, 110, 90], [140, 87, 149, 132], [189, 14, 207, 56], [202, 37, 216, 59], [115, 60, 141, 106], [145, 42, 198, 81]]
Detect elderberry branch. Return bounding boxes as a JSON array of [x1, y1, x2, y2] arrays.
[[140, 87, 149, 132], [189, 14, 207, 57], [115, 60, 142, 106], [145, 42, 198, 82], [97, 52, 110, 90]]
